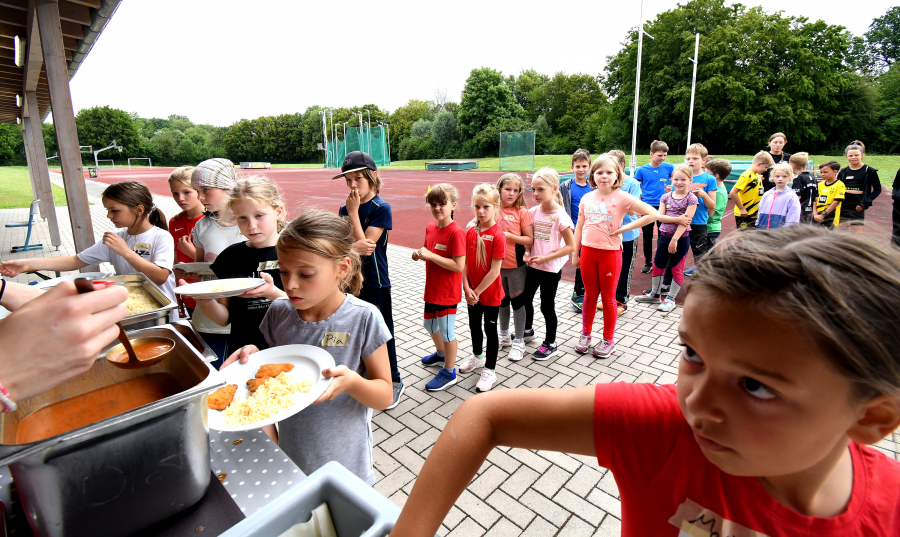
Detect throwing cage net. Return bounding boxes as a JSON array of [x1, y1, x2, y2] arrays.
[[325, 125, 391, 168], [499, 130, 536, 171]]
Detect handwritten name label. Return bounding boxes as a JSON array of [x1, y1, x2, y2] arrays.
[[321, 332, 350, 346]]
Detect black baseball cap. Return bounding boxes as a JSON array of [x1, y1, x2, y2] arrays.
[[331, 151, 378, 180]]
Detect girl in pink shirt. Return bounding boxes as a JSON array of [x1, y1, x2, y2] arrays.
[[572, 154, 660, 358]]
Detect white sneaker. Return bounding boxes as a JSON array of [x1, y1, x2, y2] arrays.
[[658, 297, 676, 312], [458, 354, 486, 374], [475, 369, 497, 392], [498, 332, 512, 349], [508, 339, 525, 361]]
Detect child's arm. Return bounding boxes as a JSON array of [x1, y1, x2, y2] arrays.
[[571, 205, 585, 268], [417, 250, 465, 273], [390, 386, 596, 537], [529, 228, 575, 266], [729, 187, 748, 216], [615, 200, 660, 235], [465, 218, 477, 230], [504, 223, 534, 246], [0, 256, 87, 277], [473, 258, 503, 297], [314, 343, 393, 410], [194, 247, 206, 263], [101, 232, 171, 286], [462, 259, 478, 305], [693, 184, 716, 211], [670, 205, 698, 242]]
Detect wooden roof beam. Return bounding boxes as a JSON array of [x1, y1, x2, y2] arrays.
[[0, 21, 25, 39], [0, 6, 26, 26], [65, 0, 99, 8], [23, 0, 40, 91]]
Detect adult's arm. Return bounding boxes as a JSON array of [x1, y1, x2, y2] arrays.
[[0, 281, 43, 311], [0, 256, 87, 277]]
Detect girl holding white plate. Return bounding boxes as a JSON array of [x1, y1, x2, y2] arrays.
[[222, 209, 393, 485]]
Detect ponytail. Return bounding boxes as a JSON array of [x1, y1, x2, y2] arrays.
[[102, 180, 167, 231]]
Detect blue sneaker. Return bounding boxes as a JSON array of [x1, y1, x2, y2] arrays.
[[426, 368, 458, 391], [422, 352, 444, 367], [571, 294, 584, 313], [684, 266, 695, 276]]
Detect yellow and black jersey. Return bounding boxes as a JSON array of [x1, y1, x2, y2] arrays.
[[817, 180, 845, 226], [733, 169, 763, 217]]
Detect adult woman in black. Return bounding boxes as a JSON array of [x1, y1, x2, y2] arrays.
[[838, 140, 882, 234], [762, 132, 791, 192]]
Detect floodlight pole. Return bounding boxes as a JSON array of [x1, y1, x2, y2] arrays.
[[357, 112, 364, 153], [379, 122, 387, 162], [327, 109, 335, 167], [686, 33, 700, 148], [385, 123, 391, 161], [93, 140, 122, 170], [343, 122, 348, 157], [364, 109, 371, 154], [319, 110, 329, 167], [630, 0, 654, 173]]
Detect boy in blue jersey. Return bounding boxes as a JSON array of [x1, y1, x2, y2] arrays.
[[634, 141, 674, 273], [683, 143, 717, 276], [559, 148, 593, 312]]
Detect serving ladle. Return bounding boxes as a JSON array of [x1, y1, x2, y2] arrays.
[[73, 278, 174, 369]]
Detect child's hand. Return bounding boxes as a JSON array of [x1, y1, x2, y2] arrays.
[[177, 235, 195, 256], [240, 272, 282, 300], [677, 214, 691, 227], [101, 232, 130, 256], [345, 189, 361, 213], [664, 184, 672, 193], [415, 248, 432, 262], [0, 260, 30, 277], [739, 208, 748, 217], [313, 365, 358, 404], [173, 268, 201, 280], [856, 205, 864, 212], [465, 288, 479, 306], [530, 255, 549, 266], [668, 240, 677, 254], [571, 253, 580, 268], [353, 238, 377, 256], [220, 345, 260, 369], [814, 213, 824, 222], [411, 250, 420, 261]]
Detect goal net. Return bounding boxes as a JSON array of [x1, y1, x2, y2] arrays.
[[128, 158, 153, 170], [96, 159, 115, 167], [499, 130, 536, 171]]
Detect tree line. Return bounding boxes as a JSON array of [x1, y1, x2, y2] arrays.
[[0, 0, 897, 167]]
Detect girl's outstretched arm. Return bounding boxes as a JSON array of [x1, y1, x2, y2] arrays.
[[390, 385, 595, 537]]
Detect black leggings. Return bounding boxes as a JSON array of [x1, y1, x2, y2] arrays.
[[654, 235, 691, 287], [641, 220, 662, 263], [893, 202, 900, 248], [357, 287, 400, 382], [467, 303, 500, 369], [523, 266, 562, 344]]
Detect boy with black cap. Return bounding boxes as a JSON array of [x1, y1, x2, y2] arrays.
[[334, 151, 404, 409]]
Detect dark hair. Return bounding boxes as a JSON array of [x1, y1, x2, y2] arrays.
[[102, 181, 168, 231], [705, 158, 733, 180], [819, 160, 841, 172], [650, 140, 669, 153], [691, 225, 900, 399], [571, 148, 591, 165]]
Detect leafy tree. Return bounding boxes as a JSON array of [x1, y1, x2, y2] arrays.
[[866, 7, 900, 70], [530, 72, 608, 152], [151, 131, 179, 163], [42, 123, 57, 158], [175, 138, 199, 164], [387, 99, 433, 158], [0, 123, 22, 162], [75, 106, 141, 158], [457, 68, 527, 155], [507, 69, 550, 121], [534, 115, 552, 154], [431, 111, 458, 148], [410, 118, 433, 138], [877, 64, 900, 153]]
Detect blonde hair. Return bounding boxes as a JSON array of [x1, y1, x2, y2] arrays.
[[752, 150, 775, 167], [588, 154, 624, 189], [789, 152, 809, 169], [167, 165, 198, 220], [768, 132, 787, 143], [425, 183, 459, 206], [770, 163, 794, 182], [650, 140, 669, 153], [691, 225, 900, 399], [496, 173, 527, 209], [671, 164, 694, 183], [845, 140, 865, 157], [685, 143, 708, 159], [531, 167, 564, 206], [471, 183, 501, 269], [277, 209, 363, 295], [227, 175, 288, 232]]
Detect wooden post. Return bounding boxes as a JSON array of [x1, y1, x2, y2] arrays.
[[19, 122, 41, 205], [24, 91, 61, 248], [35, 0, 93, 260]]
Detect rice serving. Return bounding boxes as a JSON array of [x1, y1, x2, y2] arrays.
[[222, 373, 313, 426], [125, 286, 161, 315], [208, 281, 251, 293]]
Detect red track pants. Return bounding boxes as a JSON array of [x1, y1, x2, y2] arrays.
[[581, 245, 622, 340]]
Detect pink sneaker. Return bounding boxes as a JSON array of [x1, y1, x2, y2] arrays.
[[593, 339, 615, 359], [574, 333, 592, 354]]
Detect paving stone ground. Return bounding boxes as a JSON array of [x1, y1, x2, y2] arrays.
[[2, 179, 898, 536]]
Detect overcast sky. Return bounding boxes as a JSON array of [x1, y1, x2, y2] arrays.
[[66, 0, 895, 127]]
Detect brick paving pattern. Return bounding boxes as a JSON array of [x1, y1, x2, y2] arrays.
[[1, 176, 897, 536]]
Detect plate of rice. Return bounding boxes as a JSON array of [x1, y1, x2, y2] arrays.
[[207, 344, 335, 432], [175, 278, 265, 299]]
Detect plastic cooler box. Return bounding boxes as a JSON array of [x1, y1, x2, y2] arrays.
[[220, 461, 408, 537]]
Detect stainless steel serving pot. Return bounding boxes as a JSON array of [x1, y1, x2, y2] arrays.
[[0, 324, 226, 537]]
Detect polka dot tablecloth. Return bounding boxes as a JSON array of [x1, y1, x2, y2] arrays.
[[209, 428, 307, 515]]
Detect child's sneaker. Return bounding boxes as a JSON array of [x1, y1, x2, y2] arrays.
[[658, 297, 677, 312], [574, 333, 592, 354], [425, 368, 458, 391], [616, 302, 627, 316], [475, 369, 497, 392], [571, 294, 584, 313], [522, 328, 536, 342], [498, 331, 512, 349], [508, 339, 525, 361], [458, 354, 485, 373], [640, 262, 652, 273], [684, 266, 695, 276], [634, 293, 661, 304], [421, 352, 444, 367], [532, 342, 558, 361], [593, 339, 615, 359]]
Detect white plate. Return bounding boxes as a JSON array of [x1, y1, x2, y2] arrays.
[[174, 278, 265, 299], [208, 345, 335, 432], [174, 262, 215, 276]]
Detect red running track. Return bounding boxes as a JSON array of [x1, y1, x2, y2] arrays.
[[74, 166, 896, 305]]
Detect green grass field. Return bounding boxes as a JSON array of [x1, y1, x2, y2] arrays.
[[0, 166, 68, 209], [378, 154, 899, 185]]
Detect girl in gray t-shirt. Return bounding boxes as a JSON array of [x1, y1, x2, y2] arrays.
[[221, 209, 393, 485]]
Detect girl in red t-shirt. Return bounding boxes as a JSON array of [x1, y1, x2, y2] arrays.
[[413, 184, 466, 393], [457, 184, 506, 393], [168, 166, 205, 313], [572, 154, 659, 358]]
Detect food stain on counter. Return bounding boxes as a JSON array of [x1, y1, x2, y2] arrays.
[[16, 373, 183, 444]]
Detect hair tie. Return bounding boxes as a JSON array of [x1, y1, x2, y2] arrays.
[[150, 203, 158, 212]]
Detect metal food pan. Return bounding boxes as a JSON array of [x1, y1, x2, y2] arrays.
[[170, 319, 219, 363], [0, 324, 226, 537], [219, 461, 404, 537]]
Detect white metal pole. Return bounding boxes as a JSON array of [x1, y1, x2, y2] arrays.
[[385, 124, 391, 162], [630, 1, 653, 173], [320, 110, 329, 167], [358, 112, 364, 153], [687, 33, 700, 148], [365, 110, 371, 154]]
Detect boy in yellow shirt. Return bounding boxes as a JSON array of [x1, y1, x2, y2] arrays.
[[814, 161, 844, 229], [729, 151, 774, 229]]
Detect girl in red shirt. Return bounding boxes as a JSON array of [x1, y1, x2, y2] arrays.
[[168, 166, 204, 313], [457, 184, 506, 393]]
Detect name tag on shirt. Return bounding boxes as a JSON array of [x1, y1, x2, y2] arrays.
[[504, 214, 516, 221], [257, 260, 280, 271], [435, 244, 447, 251], [321, 332, 349, 346], [133, 243, 151, 257], [482, 235, 493, 241]]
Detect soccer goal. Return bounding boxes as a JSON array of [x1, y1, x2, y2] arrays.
[[97, 159, 115, 167], [128, 158, 153, 170]]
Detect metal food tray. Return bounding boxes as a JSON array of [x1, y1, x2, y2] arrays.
[[34, 272, 176, 330], [219, 461, 404, 537], [0, 324, 227, 537]]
